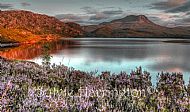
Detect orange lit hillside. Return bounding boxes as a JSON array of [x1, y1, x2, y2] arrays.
[[0, 27, 43, 43], [0, 10, 84, 43]]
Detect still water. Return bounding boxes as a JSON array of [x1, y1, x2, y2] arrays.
[[0, 38, 190, 85]]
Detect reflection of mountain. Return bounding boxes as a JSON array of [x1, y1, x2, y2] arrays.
[[83, 15, 190, 37], [1, 38, 190, 74], [0, 40, 78, 60], [53, 39, 190, 73]]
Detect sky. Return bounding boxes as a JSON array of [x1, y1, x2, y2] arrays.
[[0, 0, 190, 27]]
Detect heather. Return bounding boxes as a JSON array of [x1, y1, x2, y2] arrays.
[[0, 56, 190, 112]]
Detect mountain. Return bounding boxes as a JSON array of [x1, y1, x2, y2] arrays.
[[1, 11, 189, 43], [0, 10, 84, 43], [83, 15, 190, 38]]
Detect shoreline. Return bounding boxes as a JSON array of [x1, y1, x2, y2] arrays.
[[0, 35, 59, 48], [1, 37, 190, 48], [0, 42, 20, 48]]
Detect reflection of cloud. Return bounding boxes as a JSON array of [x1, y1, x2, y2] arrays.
[[60, 39, 190, 74], [0, 3, 13, 9], [60, 39, 151, 62], [2, 39, 190, 74], [167, 68, 183, 73], [149, 44, 190, 73]]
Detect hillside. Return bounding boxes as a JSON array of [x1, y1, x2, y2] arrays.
[[0, 10, 84, 43], [83, 15, 190, 38]]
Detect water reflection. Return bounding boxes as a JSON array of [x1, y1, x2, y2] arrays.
[[0, 40, 78, 60], [0, 38, 190, 84]]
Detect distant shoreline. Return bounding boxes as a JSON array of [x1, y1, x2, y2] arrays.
[[80, 36, 190, 39], [1, 37, 190, 48], [0, 42, 20, 48]]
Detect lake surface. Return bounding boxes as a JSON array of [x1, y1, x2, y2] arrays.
[[0, 38, 190, 85]]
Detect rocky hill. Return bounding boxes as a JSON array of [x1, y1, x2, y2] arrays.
[[0, 10, 84, 43], [83, 15, 190, 38]]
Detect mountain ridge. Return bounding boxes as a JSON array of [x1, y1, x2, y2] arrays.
[[82, 15, 190, 38], [0, 10, 190, 44]]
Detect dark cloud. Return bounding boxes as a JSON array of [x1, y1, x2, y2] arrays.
[[151, 0, 190, 14], [21, 2, 31, 7], [55, 7, 124, 24], [178, 14, 190, 22], [55, 13, 108, 25], [152, 2, 173, 10], [80, 6, 124, 21], [166, 1, 190, 13], [102, 10, 123, 15], [151, 0, 187, 10], [147, 14, 184, 27], [55, 14, 96, 25], [81, 6, 123, 15], [76, 20, 100, 25], [0, 3, 13, 9], [149, 0, 190, 26], [89, 11, 123, 21], [55, 14, 82, 20], [183, 18, 190, 22]]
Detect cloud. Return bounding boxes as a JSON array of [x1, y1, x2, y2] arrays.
[[89, 10, 123, 21], [147, 12, 187, 27], [149, 0, 190, 26], [89, 13, 108, 21], [176, 15, 190, 26], [55, 13, 106, 25], [55, 6, 124, 25], [80, 6, 124, 21], [55, 14, 82, 21], [102, 9, 123, 15], [80, 6, 97, 14], [55, 14, 86, 22], [21, 2, 31, 7], [151, 0, 190, 15], [55, 14, 91, 25], [166, 1, 190, 13], [182, 18, 190, 22], [151, 0, 187, 10], [0, 3, 13, 9]]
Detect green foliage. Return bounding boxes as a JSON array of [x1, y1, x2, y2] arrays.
[[42, 43, 52, 68]]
